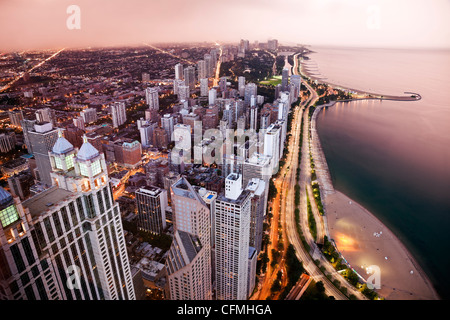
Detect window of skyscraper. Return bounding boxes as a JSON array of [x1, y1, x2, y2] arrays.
[[0, 204, 19, 228]]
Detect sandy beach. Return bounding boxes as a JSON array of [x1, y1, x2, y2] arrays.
[[309, 103, 440, 300], [324, 191, 439, 300]]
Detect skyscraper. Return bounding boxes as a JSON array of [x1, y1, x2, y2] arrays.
[[264, 122, 282, 173], [214, 173, 252, 300], [0, 133, 135, 300], [23, 121, 58, 187], [244, 83, 257, 106], [145, 87, 159, 111], [0, 132, 16, 153], [161, 114, 174, 142], [200, 78, 209, 97], [174, 63, 184, 80], [197, 60, 207, 80], [137, 118, 156, 147], [208, 88, 217, 106], [80, 108, 98, 124], [290, 74, 302, 99], [238, 76, 246, 97], [136, 186, 167, 235], [183, 66, 196, 91], [8, 110, 24, 128], [73, 116, 85, 130], [177, 84, 190, 102], [245, 178, 268, 253], [204, 54, 212, 77], [110, 102, 127, 128], [36, 108, 56, 126], [250, 106, 258, 132], [281, 68, 289, 92], [243, 152, 273, 186], [165, 177, 212, 300]]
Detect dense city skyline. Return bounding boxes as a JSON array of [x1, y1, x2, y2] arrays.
[[1, 0, 449, 52], [0, 0, 447, 307]]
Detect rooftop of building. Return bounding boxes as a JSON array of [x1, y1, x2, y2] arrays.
[[217, 188, 251, 205], [245, 152, 272, 165], [136, 185, 163, 196], [171, 177, 206, 207], [52, 132, 74, 155], [177, 230, 202, 263], [0, 187, 14, 209], [245, 178, 266, 196], [22, 186, 75, 218], [77, 136, 100, 161]]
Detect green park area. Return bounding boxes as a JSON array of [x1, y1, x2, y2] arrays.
[[259, 75, 282, 86]]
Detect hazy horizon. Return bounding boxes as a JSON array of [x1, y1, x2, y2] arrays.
[[1, 0, 449, 52]]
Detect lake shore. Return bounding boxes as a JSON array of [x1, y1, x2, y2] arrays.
[[310, 103, 440, 300]]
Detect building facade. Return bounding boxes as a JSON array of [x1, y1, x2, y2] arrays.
[[0, 133, 135, 300]]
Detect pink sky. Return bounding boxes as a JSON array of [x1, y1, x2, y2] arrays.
[[0, 0, 449, 51]]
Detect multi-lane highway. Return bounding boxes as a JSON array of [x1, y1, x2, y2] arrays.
[[281, 55, 367, 300]]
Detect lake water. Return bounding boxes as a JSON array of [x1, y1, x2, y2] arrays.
[[308, 46, 450, 299]]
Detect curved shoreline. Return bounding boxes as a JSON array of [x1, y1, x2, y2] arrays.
[[309, 102, 440, 300]]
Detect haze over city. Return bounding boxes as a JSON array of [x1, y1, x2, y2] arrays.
[[1, 0, 449, 52]]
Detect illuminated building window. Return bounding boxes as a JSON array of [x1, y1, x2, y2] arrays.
[[54, 157, 63, 170], [0, 205, 20, 228], [91, 160, 101, 176], [79, 163, 89, 177], [65, 154, 74, 169]]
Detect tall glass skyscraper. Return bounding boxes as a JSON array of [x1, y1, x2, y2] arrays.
[[165, 177, 212, 300], [214, 173, 252, 300], [0, 132, 135, 300]]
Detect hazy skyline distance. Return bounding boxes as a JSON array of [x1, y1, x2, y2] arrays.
[[1, 0, 449, 52]]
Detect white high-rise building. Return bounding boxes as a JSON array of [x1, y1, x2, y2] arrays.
[[204, 54, 212, 77], [214, 173, 251, 300], [238, 76, 246, 97], [244, 83, 257, 106], [184, 66, 196, 91], [264, 122, 282, 172], [73, 116, 85, 130], [197, 60, 207, 80], [161, 114, 174, 141], [173, 79, 185, 95], [290, 74, 302, 98], [8, 110, 24, 128], [243, 152, 273, 186], [110, 102, 127, 128], [175, 63, 184, 80], [145, 87, 159, 111], [208, 88, 217, 106], [165, 178, 212, 300], [178, 84, 190, 102], [278, 101, 287, 120], [200, 78, 209, 97], [36, 108, 55, 126], [0, 132, 135, 300], [80, 108, 98, 124], [137, 118, 156, 147], [250, 106, 258, 132]]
